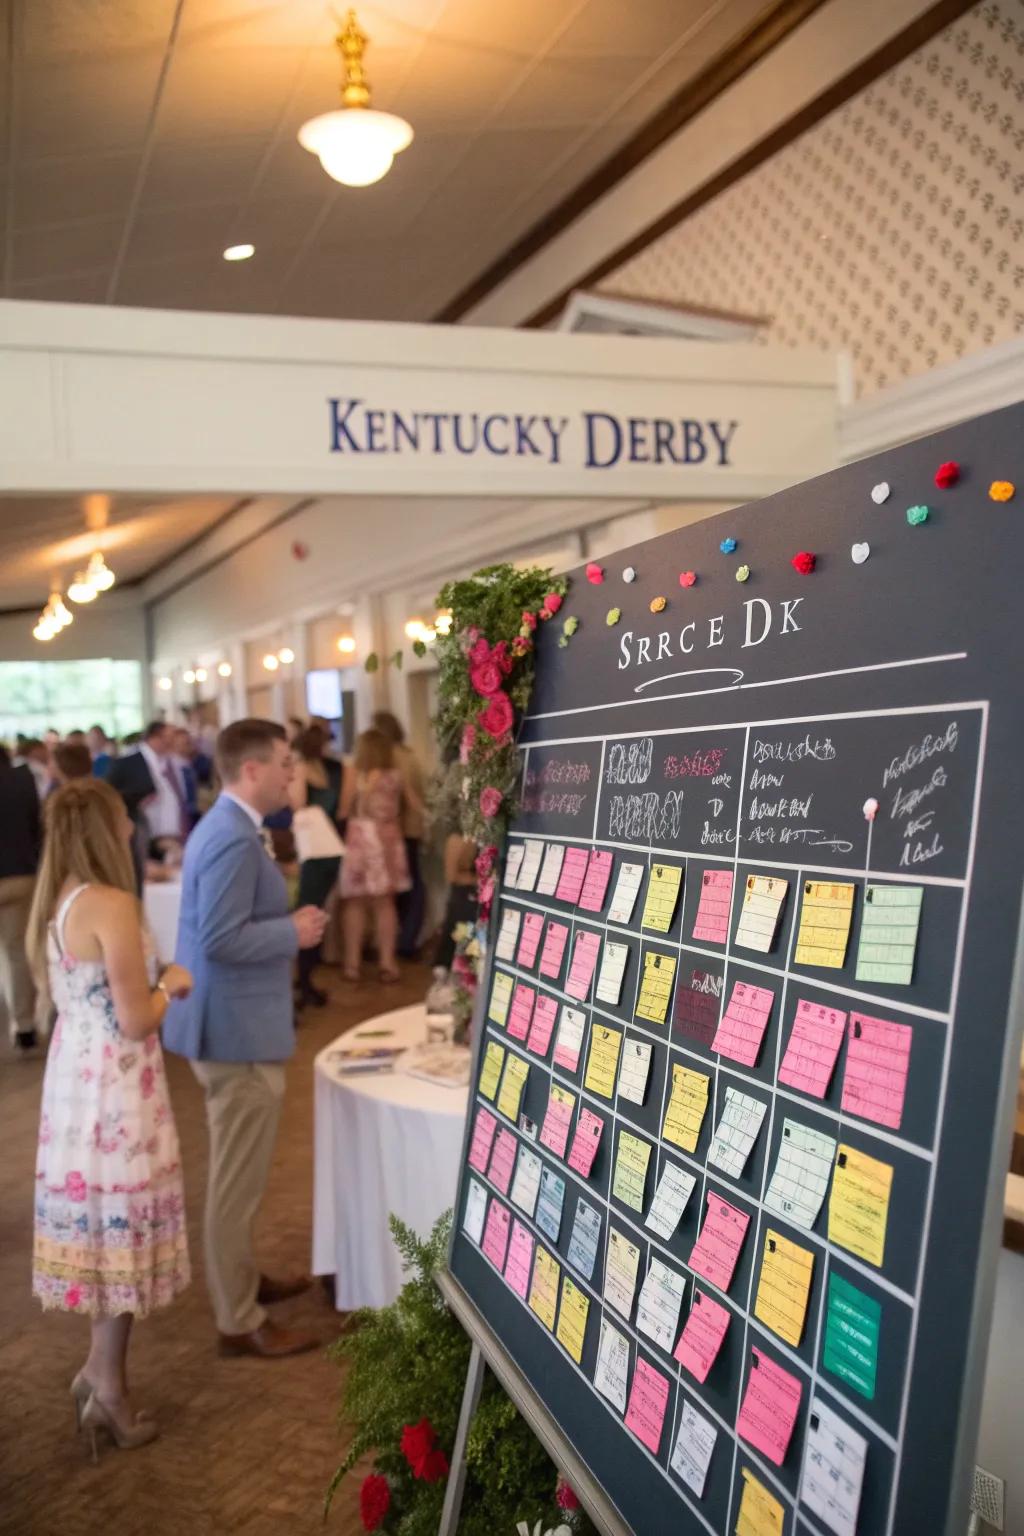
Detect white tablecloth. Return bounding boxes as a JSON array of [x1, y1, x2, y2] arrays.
[[144, 879, 182, 964], [312, 1004, 469, 1310]]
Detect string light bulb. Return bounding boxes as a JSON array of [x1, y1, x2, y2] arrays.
[[262, 653, 280, 672], [86, 550, 115, 592], [67, 570, 97, 604]]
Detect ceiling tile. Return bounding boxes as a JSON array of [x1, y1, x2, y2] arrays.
[[432, 0, 584, 57], [120, 201, 242, 267], [138, 135, 272, 211], [388, 36, 522, 128], [114, 250, 285, 314], [7, 270, 111, 305], [498, 52, 651, 131], [11, 153, 141, 231], [155, 42, 308, 143], [550, 0, 712, 59], [227, 193, 327, 253], [21, 0, 179, 59], [9, 220, 122, 284], [18, 55, 166, 158], [246, 135, 343, 202]]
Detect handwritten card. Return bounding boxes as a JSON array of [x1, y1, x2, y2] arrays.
[[604, 1227, 641, 1320], [841, 1012, 912, 1129], [496, 1053, 529, 1123], [516, 912, 544, 970], [635, 950, 677, 1025], [507, 983, 536, 1041], [539, 1084, 577, 1158], [566, 930, 601, 1000], [828, 1143, 893, 1267], [735, 874, 789, 954], [528, 1245, 560, 1330], [855, 883, 924, 985], [594, 1317, 630, 1413], [552, 1005, 587, 1072], [799, 1397, 867, 1536], [625, 1357, 670, 1456], [504, 1218, 534, 1299], [670, 1397, 718, 1499], [538, 921, 570, 980], [503, 842, 525, 889], [595, 939, 630, 1005], [636, 1256, 686, 1353], [556, 1275, 590, 1364], [584, 1024, 623, 1099], [645, 1162, 697, 1241], [737, 1347, 803, 1466], [764, 1119, 837, 1231], [515, 839, 544, 892], [487, 971, 513, 1027], [778, 998, 847, 1099], [662, 1063, 710, 1153], [608, 861, 645, 925], [754, 1229, 814, 1346], [579, 848, 614, 912], [736, 1466, 785, 1536], [510, 1144, 542, 1219], [537, 1166, 566, 1243], [711, 980, 774, 1068], [688, 1192, 750, 1293], [823, 1272, 881, 1401], [641, 863, 683, 933], [482, 1198, 511, 1270], [616, 1039, 652, 1106], [707, 1087, 767, 1181], [468, 1106, 498, 1172], [535, 841, 566, 897], [567, 1198, 602, 1281], [674, 1289, 730, 1383], [478, 1040, 505, 1101], [612, 1129, 652, 1212], [692, 868, 735, 945], [462, 1177, 487, 1245], [494, 907, 521, 962], [555, 845, 590, 905], [674, 967, 723, 1047], [794, 880, 856, 968], [488, 1127, 518, 1196], [526, 993, 559, 1058], [568, 1107, 604, 1178]]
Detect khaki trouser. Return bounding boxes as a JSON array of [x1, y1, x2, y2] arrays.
[[0, 875, 37, 1038], [190, 1060, 286, 1336]]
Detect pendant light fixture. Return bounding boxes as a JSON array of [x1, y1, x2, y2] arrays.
[[298, 10, 413, 188]]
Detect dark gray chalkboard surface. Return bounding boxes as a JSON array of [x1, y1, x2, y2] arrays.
[[446, 402, 1023, 1536]]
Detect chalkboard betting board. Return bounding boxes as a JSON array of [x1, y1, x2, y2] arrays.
[[446, 402, 1023, 1536]]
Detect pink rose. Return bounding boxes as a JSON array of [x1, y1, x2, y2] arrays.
[[542, 592, 563, 615], [490, 640, 513, 676], [478, 875, 495, 915], [475, 845, 498, 878], [65, 1171, 87, 1203], [140, 1066, 155, 1100], [479, 787, 502, 819], [459, 724, 477, 765], [469, 637, 490, 664], [65, 1285, 83, 1309], [477, 692, 514, 739], [520, 610, 537, 632], [469, 659, 504, 697]]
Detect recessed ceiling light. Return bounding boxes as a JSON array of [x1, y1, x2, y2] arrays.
[[223, 243, 255, 262]]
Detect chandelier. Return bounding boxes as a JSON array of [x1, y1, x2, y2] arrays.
[[298, 10, 413, 188], [33, 589, 73, 643]]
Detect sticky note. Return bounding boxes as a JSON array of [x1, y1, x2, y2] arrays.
[[468, 1106, 498, 1172], [688, 1193, 750, 1293], [538, 920, 570, 979], [537, 1166, 566, 1242], [737, 1347, 802, 1466], [828, 1144, 893, 1268], [528, 1245, 560, 1330], [579, 848, 614, 912], [516, 912, 544, 970], [462, 1177, 488, 1244], [692, 868, 734, 945], [595, 939, 630, 1005], [612, 1129, 652, 1212], [478, 1040, 505, 1101], [552, 1005, 587, 1072], [515, 839, 544, 892], [507, 983, 536, 1042], [487, 971, 513, 1027], [487, 1127, 518, 1196], [754, 1229, 814, 1346], [567, 1198, 602, 1281], [584, 1024, 623, 1099], [712, 980, 774, 1067], [555, 845, 590, 904], [671, 1397, 718, 1499], [707, 1088, 768, 1181], [674, 967, 723, 1047], [764, 1119, 836, 1231], [674, 1288, 730, 1383], [503, 842, 525, 889], [662, 1063, 710, 1152], [645, 1161, 697, 1241], [736, 1466, 785, 1536], [625, 1357, 670, 1455], [567, 1107, 604, 1178], [778, 999, 847, 1099], [608, 861, 645, 924], [635, 950, 677, 1024], [510, 1144, 542, 1219], [566, 930, 601, 1000], [556, 1275, 590, 1363], [855, 883, 924, 985], [794, 880, 855, 968], [735, 874, 789, 953], [594, 1317, 630, 1412], [616, 1039, 652, 1106], [535, 841, 566, 897], [641, 862, 683, 933], [823, 1272, 881, 1400], [604, 1227, 641, 1320], [504, 1218, 534, 1299], [799, 1397, 867, 1536], [539, 1084, 576, 1158], [526, 993, 559, 1057], [636, 1256, 686, 1352], [841, 1012, 912, 1129], [482, 1198, 511, 1270], [496, 1053, 529, 1123], [494, 907, 521, 961]]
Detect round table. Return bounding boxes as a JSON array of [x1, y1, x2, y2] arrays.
[[143, 878, 182, 965], [312, 1004, 469, 1310]]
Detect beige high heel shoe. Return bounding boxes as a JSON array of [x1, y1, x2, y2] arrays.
[[81, 1393, 159, 1461], [71, 1371, 152, 1429]]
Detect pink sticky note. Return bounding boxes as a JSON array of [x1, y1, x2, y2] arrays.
[[688, 1193, 750, 1293], [539, 921, 570, 979], [555, 846, 590, 904], [482, 1198, 511, 1270], [692, 869, 735, 945], [674, 1289, 731, 1383], [527, 994, 559, 1057], [625, 1357, 670, 1455], [488, 1127, 517, 1195], [736, 1348, 803, 1467], [778, 998, 847, 1098], [505, 1218, 535, 1299], [566, 931, 601, 1000], [468, 1107, 498, 1172], [568, 1108, 604, 1177], [517, 912, 544, 970], [841, 1012, 913, 1129], [711, 981, 774, 1067], [539, 1089, 575, 1159], [508, 983, 536, 1042], [579, 848, 614, 913]]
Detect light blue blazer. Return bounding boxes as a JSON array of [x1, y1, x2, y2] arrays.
[[163, 795, 298, 1063]]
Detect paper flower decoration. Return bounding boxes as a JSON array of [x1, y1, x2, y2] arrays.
[[585, 562, 605, 584], [720, 537, 737, 554], [906, 504, 929, 525], [622, 566, 637, 583], [791, 551, 816, 575], [871, 482, 890, 504], [934, 461, 960, 489], [851, 542, 870, 564], [605, 607, 621, 626], [679, 571, 697, 587], [989, 480, 1015, 502], [649, 595, 667, 613], [863, 797, 879, 822], [735, 565, 750, 583]]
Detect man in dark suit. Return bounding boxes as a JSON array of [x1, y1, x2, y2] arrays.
[[0, 746, 42, 1051]]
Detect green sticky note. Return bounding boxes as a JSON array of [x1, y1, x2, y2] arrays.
[[823, 1272, 881, 1400], [855, 883, 923, 986]]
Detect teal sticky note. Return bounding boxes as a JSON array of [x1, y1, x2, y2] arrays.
[[823, 1272, 881, 1400], [855, 883, 923, 986]]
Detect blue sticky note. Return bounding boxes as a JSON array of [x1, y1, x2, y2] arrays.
[[567, 1199, 602, 1281], [537, 1167, 566, 1243]]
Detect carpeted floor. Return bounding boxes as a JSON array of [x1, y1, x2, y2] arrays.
[[0, 963, 432, 1536]]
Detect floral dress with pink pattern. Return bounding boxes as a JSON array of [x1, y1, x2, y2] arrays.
[[32, 884, 190, 1318]]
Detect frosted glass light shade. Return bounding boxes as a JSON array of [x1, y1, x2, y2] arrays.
[[298, 108, 413, 187]]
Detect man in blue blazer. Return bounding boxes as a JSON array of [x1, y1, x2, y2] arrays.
[[164, 718, 327, 1358]]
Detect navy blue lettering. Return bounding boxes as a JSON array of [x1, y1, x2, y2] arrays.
[[682, 420, 707, 464], [422, 413, 447, 452], [544, 415, 570, 465], [653, 419, 680, 463], [392, 411, 420, 452], [365, 410, 386, 453], [584, 412, 621, 469], [628, 417, 651, 463], [452, 413, 481, 455], [482, 415, 510, 455], [328, 397, 363, 453], [709, 419, 738, 466], [515, 416, 542, 456]]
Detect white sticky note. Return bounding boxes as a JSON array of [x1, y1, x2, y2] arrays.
[[608, 861, 645, 925], [462, 1178, 488, 1245], [635, 1256, 686, 1353], [670, 1397, 718, 1499], [535, 841, 566, 897], [516, 839, 544, 892], [616, 1039, 652, 1106], [595, 939, 630, 1006], [706, 1088, 767, 1181], [494, 907, 522, 962], [799, 1397, 867, 1536], [594, 1317, 630, 1413], [645, 1162, 697, 1241]]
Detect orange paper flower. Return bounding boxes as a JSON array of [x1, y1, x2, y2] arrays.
[[989, 480, 1015, 502]]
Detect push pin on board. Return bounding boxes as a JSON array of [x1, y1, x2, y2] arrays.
[[863, 797, 879, 821]]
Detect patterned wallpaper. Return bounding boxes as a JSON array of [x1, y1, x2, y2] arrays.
[[600, 0, 1024, 396]]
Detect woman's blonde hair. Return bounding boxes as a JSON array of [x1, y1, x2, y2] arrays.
[[354, 728, 393, 774], [27, 778, 137, 1000]]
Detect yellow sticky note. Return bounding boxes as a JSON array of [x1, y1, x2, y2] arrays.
[[556, 1275, 590, 1363], [478, 1040, 505, 1101], [661, 1064, 710, 1153], [497, 1053, 529, 1123], [612, 1130, 652, 1212], [754, 1229, 815, 1346], [735, 1467, 785, 1536], [635, 950, 677, 1025], [528, 1244, 560, 1331], [584, 1024, 623, 1099], [488, 971, 513, 1026], [794, 881, 856, 968], [641, 863, 683, 933], [828, 1143, 893, 1268]]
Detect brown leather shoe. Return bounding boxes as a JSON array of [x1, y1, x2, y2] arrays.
[[217, 1320, 319, 1359], [257, 1272, 313, 1305]]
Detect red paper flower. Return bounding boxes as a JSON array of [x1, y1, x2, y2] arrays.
[[934, 460, 960, 488], [556, 1480, 580, 1511], [479, 786, 502, 819], [470, 658, 504, 698], [359, 1474, 390, 1532], [791, 551, 816, 575], [401, 1418, 436, 1477], [585, 562, 604, 584], [679, 571, 697, 588], [541, 592, 563, 616], [520, 609, 538, 632], [419, 1449, 450, 1483], [478, 692, 514, 739]]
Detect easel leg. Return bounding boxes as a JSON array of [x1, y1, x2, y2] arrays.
[[438, 1342, 485, 1536]]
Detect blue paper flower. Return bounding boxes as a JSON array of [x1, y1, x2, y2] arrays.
[[720, 537, 737, 554]]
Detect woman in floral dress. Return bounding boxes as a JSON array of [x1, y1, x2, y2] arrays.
[[28, 779, 193, 1455], [339, 728, 420, 982]]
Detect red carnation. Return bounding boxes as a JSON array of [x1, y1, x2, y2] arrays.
[[791, 551, 816, 575], [478, 692, 514, 739], [401, 1418, 436, 1477], [556, 1480, 580, 1511], [470, 659, 504, 698], [585, 562, 604, 584], [542, 592, 563, 616], [359, 1473, 390, 1532], [419, 1448, 450, 1483], [934, 460, 960, 489]]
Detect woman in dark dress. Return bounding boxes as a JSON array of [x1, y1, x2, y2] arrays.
[[289, 726, 342, 1008]]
